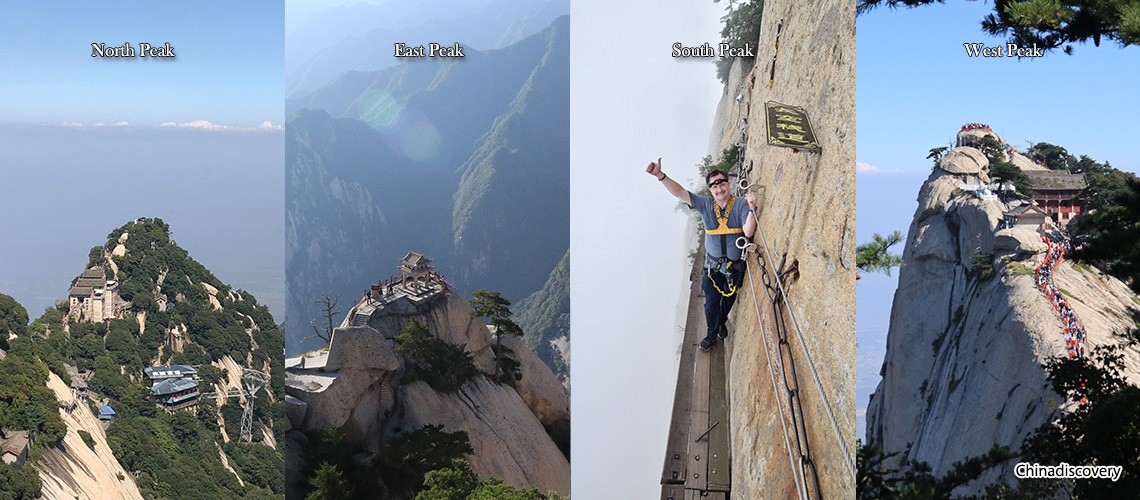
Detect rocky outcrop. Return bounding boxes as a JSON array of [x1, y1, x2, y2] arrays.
[[398, 377, 569, 494], [994, 227, 1048, 253], [286, 287, 569, 496], [710, 0, 856, 497], [865, 134, 1140, 493], [957, 128, 1046, 173], [362, 294, 498, 374], [937, 147, 988, 176], [284, 327, 399, 445], [324, 326, 402, 372], [499, 333, 569, 425]]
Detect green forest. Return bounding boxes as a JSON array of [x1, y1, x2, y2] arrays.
[[0, 218, 285, 499], [0, 293, 65, 498]]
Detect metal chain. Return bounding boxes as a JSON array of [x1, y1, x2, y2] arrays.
[[756, 250, 822, 498], [753, 215, 857, 482], [745, 255, 808, 500]]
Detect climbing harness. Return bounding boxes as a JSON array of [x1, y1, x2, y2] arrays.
[[704, 194, 747, 298], [706, 195, 742, 236]]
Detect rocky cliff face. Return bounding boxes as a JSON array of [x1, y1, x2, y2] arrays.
[[285, 290, 569, 496], [38, 373, 143, 500], [865, 130, 1140, 492], [712, 0, 856, 496]]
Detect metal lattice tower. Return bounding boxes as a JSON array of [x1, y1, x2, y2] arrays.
[[201, 368, 269, 443]]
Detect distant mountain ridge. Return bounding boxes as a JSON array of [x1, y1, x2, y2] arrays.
[[285, 16, 569, 362], [514, 251, 569, 383], [286, 0, 568, 96]]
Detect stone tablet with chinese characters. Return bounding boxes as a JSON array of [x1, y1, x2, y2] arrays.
[[764, 101, 820, 152]]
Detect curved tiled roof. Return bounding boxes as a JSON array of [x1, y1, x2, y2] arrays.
[[151, 377, 199, 396], [1024, 171, 1087, 191]]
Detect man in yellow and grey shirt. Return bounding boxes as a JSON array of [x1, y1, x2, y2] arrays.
[[646, 158, 756, 351]]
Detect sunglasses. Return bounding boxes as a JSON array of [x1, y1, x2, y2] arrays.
[[708, 178, 728, 188]]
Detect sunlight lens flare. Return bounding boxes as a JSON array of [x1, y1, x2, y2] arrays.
[[359, 90, 442, 164]]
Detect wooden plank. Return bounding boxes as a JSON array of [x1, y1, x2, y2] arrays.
[[660, 484, 685, 500], [705, 492, 727, 500], [707, 348, 731, 492], [686, 323, 711, 492], [661, 254, 705, 487]]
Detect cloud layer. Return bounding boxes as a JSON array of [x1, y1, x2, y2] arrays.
[[160, 120, 281, 131], [857, 161, 905, 175], [57, 120, 280, 131]]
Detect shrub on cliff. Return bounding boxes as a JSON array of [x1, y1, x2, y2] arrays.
[[970, 253, 996, 281], [0, 292, 28, 350], [470, 289, 524, 383], [381, 425, 473, 498], [396, 320, 478, 392]]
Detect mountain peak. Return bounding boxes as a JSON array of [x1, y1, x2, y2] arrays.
[[866, 127, 1140, 494]]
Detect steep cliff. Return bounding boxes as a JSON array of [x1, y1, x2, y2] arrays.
[[38, 373, 144, 500], [865, 129, 1140, 492], [285, 283, 569, 498], [709, 0, 857, 496]]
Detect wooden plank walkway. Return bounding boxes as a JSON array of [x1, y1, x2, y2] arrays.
[[708, 347, 730, 492], [661, 253, 731, 499]]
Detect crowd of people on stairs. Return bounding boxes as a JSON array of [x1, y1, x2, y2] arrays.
[[1035, 233, 1089, 406]]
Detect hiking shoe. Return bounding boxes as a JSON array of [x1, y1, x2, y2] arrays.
[[699, 338, 715, 351], [717, 326, 729, 340]]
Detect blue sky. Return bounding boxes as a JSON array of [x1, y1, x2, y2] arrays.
[[856, 1, 1140, 439], [0, 1, 283, 127], [858, 2, 1140, 182]]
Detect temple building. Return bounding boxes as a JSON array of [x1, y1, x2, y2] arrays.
[[348, 252, 449, 325], [1004, 203, 1051, 230], [1023, 170, 1086, 224], [67, 266, 128, 323], [0, 429, 30, 465], [400, 252, 434, 287], [144, 365, 200, 412]]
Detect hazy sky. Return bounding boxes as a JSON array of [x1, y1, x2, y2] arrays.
[[571, 0, 723, 497], [856, 2, 1140, 438], [0, 2, 285, 322], [286, 0, 369, 32], [0, 1, 283, 127], [0, 125, 285, 322]]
